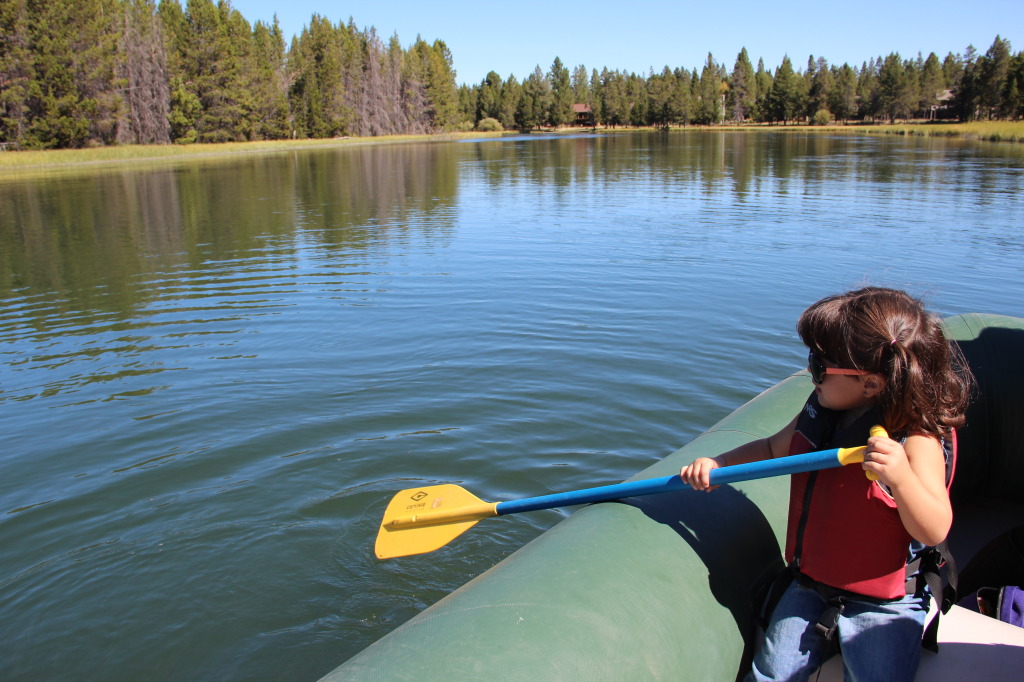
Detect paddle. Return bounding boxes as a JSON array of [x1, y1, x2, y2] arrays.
[[375, 426, 887, 559]]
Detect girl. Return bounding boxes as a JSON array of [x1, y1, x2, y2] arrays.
[[680, 287, 972, 681]]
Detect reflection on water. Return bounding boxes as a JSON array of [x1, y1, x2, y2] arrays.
[[0, 143, 459, 311], [461, 131, 1024, 200], [0, 144, 460, 407], [4, 133, 1020, 315], [0, 132, 1022, 681]]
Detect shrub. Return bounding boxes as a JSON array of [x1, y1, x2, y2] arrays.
[[812, 109, 834, 126], [476, 117, 503, 132]]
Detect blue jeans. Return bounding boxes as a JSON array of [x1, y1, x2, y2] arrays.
[[747, 579, 929, 682]]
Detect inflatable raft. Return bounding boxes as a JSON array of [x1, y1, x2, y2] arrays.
[[323, 313, 1024, 681]]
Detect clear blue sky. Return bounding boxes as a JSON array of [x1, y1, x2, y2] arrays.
[[228, 0, 1019, 86]]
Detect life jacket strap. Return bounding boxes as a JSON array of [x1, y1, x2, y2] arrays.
[[904, 541, 957, 653]]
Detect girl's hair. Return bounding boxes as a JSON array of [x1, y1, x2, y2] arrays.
[[797, 287, 973, 436]]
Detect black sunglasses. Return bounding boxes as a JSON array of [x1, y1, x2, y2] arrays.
[[807, 351, 870, 385]]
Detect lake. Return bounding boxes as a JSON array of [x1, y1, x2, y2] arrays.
[[1, 131, 1022, 680]]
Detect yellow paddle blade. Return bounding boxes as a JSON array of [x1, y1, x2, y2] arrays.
[[375, 484, 499, 559]]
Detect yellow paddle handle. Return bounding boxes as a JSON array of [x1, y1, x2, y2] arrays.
[[835, 426, 888, 480], [386, 501, 499, 529]]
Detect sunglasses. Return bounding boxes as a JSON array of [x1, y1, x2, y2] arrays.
[[807, 351, 870, 385]]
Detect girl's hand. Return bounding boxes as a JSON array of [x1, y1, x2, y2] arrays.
[[680, 457, 721, 492], [862, 435, 913, 488]]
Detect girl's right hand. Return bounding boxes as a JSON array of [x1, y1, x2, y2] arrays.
[[679, 457, 721, 492]]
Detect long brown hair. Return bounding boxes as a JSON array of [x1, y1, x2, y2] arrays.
[[797, 287, 973, 436]]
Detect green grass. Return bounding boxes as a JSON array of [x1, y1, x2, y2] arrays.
[[703, 120, 1024, 143], [863, 120, 1024, 143], [0, 131, 507, 175]]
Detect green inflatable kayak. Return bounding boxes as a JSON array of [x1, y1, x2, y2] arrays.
[[322, 313, 1024, 681]]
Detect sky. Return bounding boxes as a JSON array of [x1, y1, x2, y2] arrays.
[[227, 0, 1020, 86]]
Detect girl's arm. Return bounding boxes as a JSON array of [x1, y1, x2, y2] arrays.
[[680, 415, 798, 491], [863, 433, 953, 546]]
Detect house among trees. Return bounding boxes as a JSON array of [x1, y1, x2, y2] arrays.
[[573, 104, 595, 127], [932, 90, 956, 119]]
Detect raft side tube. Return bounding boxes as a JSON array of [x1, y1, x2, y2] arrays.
[[324, 375, 811, 681], [324, 314, 1024, 681]]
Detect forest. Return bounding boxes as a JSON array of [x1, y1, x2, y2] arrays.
[[0, 0, 1022, 150]]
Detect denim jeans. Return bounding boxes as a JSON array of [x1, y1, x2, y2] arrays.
[[747, 579, 929, 682]]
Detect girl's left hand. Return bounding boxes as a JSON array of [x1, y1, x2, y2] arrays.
[[862, 435, 913, 487]]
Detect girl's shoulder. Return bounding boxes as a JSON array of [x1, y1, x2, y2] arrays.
[[902, 432, 955, 488]]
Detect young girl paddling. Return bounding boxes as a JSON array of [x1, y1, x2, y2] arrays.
[[680, 287, 972, 681]]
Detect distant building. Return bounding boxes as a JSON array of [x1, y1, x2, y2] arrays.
[[573, 104, 595, 127], [932, 89, 956, 119]]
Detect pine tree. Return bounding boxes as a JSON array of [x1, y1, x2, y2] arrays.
[[918, 52, 944, 118], [1007, 53, 1024, 119], [499, 75, 520, 130], [456, 83, 476, 126], [627, 72, 647, 126], [548, 56, 572, 127], [753, 58, 772, 122], [599, 68, 627, 127], [571, 64, 590, 107], [877, 52, 917, 122], [647, 66, 673, 126], [589, 68, 603, 124], [857, 59, 880, 121], [409, 38, 457, 131], [807, 56, 833, 120], [672, 67, 693, 125], [21, 0, 124, 148], [978, 36, 1011, 119], [250, 18, 290, 139], [941, 52, 963, 94], [0, 0, 33, 144], [167, 75, 200, 142], [694, 53, 722, 124], [766, 55, 804, 124], [728, 48, 756, 122], [520, 65, 550, 129], [287, 15, 349, 138], [216, 3, 258, 140], [169, 0, 253, 142], [477, 71, 502, 121], [829, 63, 858, 122]]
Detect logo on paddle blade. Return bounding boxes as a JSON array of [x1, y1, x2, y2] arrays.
[[410, 491, 428, 501]]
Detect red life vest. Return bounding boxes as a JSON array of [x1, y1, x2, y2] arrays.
[[784, 393, 956, 600]]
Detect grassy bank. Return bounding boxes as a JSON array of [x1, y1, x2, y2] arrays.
[[860, 120, 1024, 143], [0, 132, 506, 175], [707, 120, 1024, 143]]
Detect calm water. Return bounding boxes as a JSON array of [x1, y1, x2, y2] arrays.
[[1, 132, 1022, 680]]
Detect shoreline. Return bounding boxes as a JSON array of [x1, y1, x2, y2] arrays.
[[1, 122, 1020, 176], [0, 132, 507, 177]]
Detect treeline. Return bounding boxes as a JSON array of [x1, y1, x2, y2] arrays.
[[466, 37, 1023, 130], [0, 0, 1021, 150], [0, 0, 458, 148]]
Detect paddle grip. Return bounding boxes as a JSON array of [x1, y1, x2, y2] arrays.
[[864, 425, 888, 481]]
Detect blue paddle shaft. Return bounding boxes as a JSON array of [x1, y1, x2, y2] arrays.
[[495, 447, 844, 516]]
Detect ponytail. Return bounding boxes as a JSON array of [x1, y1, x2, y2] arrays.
[[797, 287, 973, 437]]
